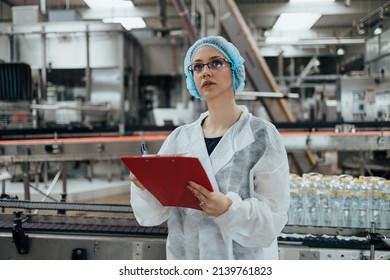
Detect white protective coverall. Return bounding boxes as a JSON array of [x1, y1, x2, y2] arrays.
[[131, 106, 290, 259]]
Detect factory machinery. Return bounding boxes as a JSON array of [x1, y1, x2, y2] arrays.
[[0, 200, 389, 260], [1, 1, 390, 260], [1, 44, 390, 262], [0, 131, 389, 260], [1, 208, 390, 260]]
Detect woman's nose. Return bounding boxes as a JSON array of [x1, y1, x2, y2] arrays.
[[201, 65, 212, 77]]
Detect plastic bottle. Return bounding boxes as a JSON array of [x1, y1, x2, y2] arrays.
[[350, 177, 362, 228], [301, 173, 323, 226], [288, 174, 304, 225], [380, 180, 390, 229], [370, 177, 386, 228], [331, 175, 353, 227], [354, 176, 371, 228], [341, 177, 354, 227], [318, 175, 333, 226], [330, 175, 343, 227]]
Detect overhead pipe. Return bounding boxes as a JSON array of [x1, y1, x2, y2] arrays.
[[40, 0, 47, 15], [339, 1, 390, 37], [159, 0, 167, 29], [171, 0, 197, 44], [215, 0, 221, 35]]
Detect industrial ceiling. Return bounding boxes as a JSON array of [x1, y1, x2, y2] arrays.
[[1, 0, 389, 62]]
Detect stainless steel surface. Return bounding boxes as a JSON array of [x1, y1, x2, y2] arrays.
[[0, 213, 166, 260], [281, 131, 390, 151], [282, 225, 390, 238], [1, 213, 389, 260], [278, 245, 390, 260], [339, 77, 390, 122], [0, 135, 166, 200], [0, 21, 126, 127], [0, 233, 166, 260], [0, 135, 166, 163], [279, 224, 390, 260], [2, 130, 388, 160]]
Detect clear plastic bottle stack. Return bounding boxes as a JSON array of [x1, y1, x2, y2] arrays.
[[380, 180, 390, 229], [287, 173, 389, 229]]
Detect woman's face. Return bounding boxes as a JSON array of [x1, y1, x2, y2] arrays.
[[191, 46, 233, 100]]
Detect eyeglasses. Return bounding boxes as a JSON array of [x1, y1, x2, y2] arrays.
[[188, 57, 231, 74]]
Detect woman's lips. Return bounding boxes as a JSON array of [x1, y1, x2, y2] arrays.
[[202, 81, 215, 88]]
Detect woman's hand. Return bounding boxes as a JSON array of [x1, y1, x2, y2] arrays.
[[129, 173, 146, 191], [187, 181, 232, 216]]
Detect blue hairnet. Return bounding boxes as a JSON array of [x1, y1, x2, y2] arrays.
[[184, 36, 246, 100]]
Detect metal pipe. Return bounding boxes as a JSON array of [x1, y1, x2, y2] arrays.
[[22, 161, 31, 214], [190, 0, 197, 28], [200, 0, 207, 37], [34, 168, 62, 214], [158, 0, 167, 28], [29, 183, 57, 202], [171, 0, 197, 44], [1, 180, 5, 196], [278, 50, 285, 87], [40, 169, 62, 203], [118, 32, 125, 135], [215, 0, 220, 35], [61, 162, 67, 201], [1, 180, 4, 213], [41, 25, 47, 100], [7, 27, 13, 61], [370, 222, 376, 260], [40, 0, 46, 15], [85, 25, 91, 102]]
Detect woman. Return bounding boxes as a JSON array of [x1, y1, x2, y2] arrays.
[[130, 36, 290, 260]]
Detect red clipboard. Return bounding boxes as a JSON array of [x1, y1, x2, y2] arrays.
[[120, 156, 214, 210]]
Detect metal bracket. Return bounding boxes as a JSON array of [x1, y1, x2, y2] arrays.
[[300, 250, 320, 260], [12, 211, 29, 254]]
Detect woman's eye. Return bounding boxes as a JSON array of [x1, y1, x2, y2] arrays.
[[211, 59, 223, 68], [193, 64, 203, 71]]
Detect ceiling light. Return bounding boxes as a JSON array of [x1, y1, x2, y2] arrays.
[[273, 13, 321, 30], [103, 17, 146, 30], [336, 47, 345, 56], [84, 0, 133, 8], [263, 30, 271, 37], [265, 36, 299, 44], [298, 38, 365, 45], [374, 25, 383, 35], [289, 0, 335, 2]]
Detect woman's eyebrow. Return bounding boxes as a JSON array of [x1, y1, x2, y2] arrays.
[[192, 56, 223, 63]]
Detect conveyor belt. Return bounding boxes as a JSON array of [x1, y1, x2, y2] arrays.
[[278, 236, 370, 250], [0, 199, 133, 213], [0, 219, 168, 236], [278, 235, 382, 250]]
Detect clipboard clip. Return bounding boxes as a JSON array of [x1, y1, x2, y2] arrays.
[[140, 143, 148, 155]]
